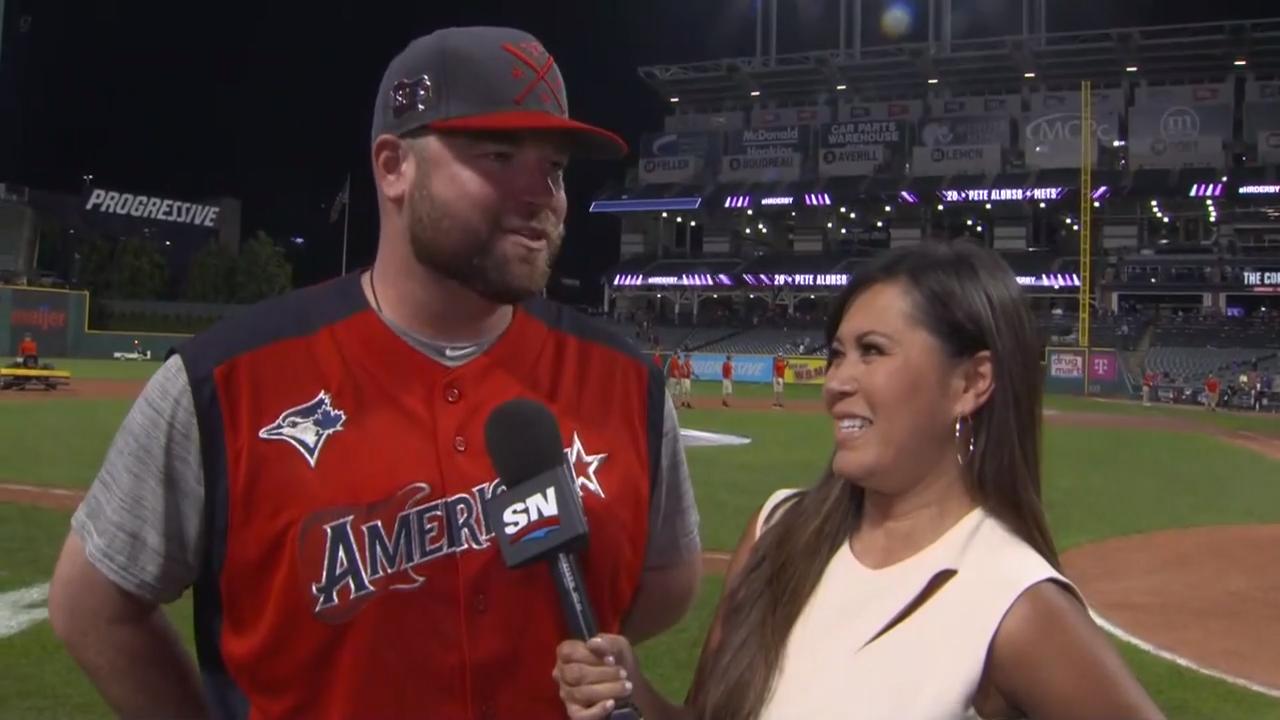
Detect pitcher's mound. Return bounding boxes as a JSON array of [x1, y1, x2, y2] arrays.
[[1062, 524, 1280, 692]]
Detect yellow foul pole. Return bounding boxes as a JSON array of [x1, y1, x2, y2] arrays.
[[1078, 80, 1092, 352]]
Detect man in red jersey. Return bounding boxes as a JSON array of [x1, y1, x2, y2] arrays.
[[48, 26, 701, 720], [721, 353, 734, 407]]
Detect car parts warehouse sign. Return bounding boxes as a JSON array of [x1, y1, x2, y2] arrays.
[[84, 188, 221, 228]]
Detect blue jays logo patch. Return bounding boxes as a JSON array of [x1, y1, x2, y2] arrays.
[[259, 390, 347, 468]]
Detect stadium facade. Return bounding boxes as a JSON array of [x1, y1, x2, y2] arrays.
[[594, 12, 1280, 329]]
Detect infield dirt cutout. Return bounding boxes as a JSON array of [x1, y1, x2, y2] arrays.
[[3, 382, 1279, 693]]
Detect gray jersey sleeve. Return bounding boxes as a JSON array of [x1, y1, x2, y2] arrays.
[[70, 355, 205, 604], [642, 392, 701, 569]]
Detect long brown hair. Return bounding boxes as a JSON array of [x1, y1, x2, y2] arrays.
[[687, 239, 1059, 720]]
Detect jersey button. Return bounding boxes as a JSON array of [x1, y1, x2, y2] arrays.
[[474, 594, 487, 613], [445, 386, 461, 403], [479, 704, 495, 720], [454, 435, 467, 452]]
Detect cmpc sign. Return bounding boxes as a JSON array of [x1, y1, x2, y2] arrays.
[[939, 187, 1065, 203], [84, 188, 221, 228]]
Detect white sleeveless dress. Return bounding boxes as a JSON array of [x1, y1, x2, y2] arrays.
[[754, 489, 1082, 720]]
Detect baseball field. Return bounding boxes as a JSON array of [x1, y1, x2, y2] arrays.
[[2, 360, 1279, 718]]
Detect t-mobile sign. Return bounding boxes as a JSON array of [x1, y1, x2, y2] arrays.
[[1088, 351, 1118, 382]]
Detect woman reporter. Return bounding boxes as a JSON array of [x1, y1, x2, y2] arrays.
[[553, 240, 1163, 720]]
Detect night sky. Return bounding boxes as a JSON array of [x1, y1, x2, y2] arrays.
[[3, 0, 1276, 297]]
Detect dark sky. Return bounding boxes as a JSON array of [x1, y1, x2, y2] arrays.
[[3, 0, 1277, 296]]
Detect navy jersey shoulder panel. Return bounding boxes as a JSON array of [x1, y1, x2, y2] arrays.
[[519, 297, 652, 368], [177, 270, 367, 377], [520, 299, 666, 495], [179, 270, 364, 720]]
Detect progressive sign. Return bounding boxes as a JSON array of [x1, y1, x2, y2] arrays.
[[84, 188, 221, 229]]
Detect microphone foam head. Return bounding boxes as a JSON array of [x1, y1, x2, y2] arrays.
[[484, 398, 565, 486]]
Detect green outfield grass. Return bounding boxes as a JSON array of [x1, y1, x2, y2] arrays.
[[2, 379, 1279, 718], [34, 358, 162, 382], [0, 399, 133, 487]]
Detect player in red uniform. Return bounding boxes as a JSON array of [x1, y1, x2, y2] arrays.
[[47, 27, 702, 720], [680, 353, 695, 409], [772, 353, 789, 408], [721, 353, 734, 407]]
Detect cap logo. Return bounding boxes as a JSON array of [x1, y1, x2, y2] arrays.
[[501, 42, 565, 114], [390, 75, 433, 118]]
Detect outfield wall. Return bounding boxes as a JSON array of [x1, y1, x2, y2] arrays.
[[1, 285, 191, 359], [675, 347, 1130, 396], [676, 352, 827, 385]]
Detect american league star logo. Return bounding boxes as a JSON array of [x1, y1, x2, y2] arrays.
[[566, 433, 607, 499]]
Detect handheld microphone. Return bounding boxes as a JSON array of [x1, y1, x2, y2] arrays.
[[483, 398, 642, 720]]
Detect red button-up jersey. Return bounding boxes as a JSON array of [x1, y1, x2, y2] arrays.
[[178, 273, 664, 719]]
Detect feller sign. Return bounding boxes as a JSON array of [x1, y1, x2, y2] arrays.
[[84, 188, 221, 228]]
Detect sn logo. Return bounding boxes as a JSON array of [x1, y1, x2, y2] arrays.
[[502, 487, 561, 544]]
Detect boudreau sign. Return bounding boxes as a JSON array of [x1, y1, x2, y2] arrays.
[[84, 188, 221, 229]]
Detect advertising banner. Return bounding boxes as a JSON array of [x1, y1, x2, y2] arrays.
[[1260, 131, 1280, 164], [718, 154, 802, 183], [929, 95, 1020, 117], [918, 116, 1012, 148], [817, 121, 905, 177], [819, 121, 907, 148], [1244, 102, 1280, 144], [664, 112, 744, 133], [1242, 269, 1280, 288], [1247, 81, 1280, 102], [841, 100, 923, 122], [639, 157, 702, 184], [726, 125, 811, 157], [818, 145, 882, 177], [8, 288, 70, 356], [911, 145, 1002, 176], [1050, 350, 1085, 379], [637, 132, 719, 184], [785, 356, 828, 385], [1022, 111, 1118, 169], [638, 132, 719, 159], [83, 187, 222, 229], [688, 353, 773, 384], [1031, 89, 1124, 114], [1088, 350, 1118, 382], [1128, 104, 1233, 145], [1129, 135, 1224, 170], [751, 106, 830, 127], [1134, 83, 1232, 107]]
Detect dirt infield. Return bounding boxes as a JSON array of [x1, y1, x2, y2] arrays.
[[3, 394, 1279, 693], [1062, 525, 1280, 691], [0, 379, 145, 401]]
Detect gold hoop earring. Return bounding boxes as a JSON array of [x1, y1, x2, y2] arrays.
[[955, 416, 975, 466]]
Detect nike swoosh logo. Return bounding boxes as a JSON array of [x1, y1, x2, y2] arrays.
[[444, 346, 477, 358]]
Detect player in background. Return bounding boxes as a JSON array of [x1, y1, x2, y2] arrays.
[[670, 351, 691, 407], [17, 332, 38, 364], [1204, 373, 1220, 412], [721, 353, 734, 408], [772, 352, 789, 409], [680, 352, 695, 409]]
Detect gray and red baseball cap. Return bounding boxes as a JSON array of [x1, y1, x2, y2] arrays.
[[371, 26, 628, 159]]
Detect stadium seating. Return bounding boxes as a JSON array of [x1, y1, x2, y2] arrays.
[[1144, 347, 1278, 383]]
